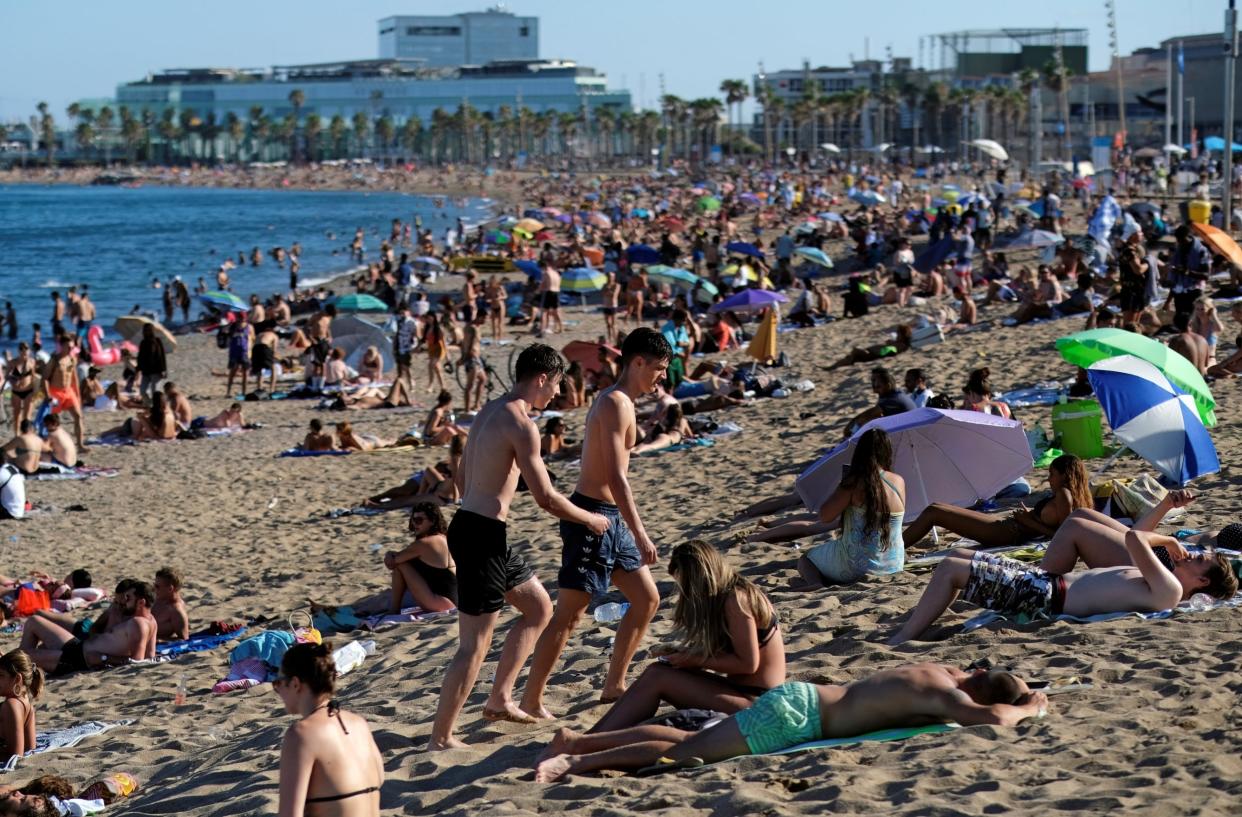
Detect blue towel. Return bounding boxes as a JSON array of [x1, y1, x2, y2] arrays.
[[279, 448, 351, 458], [156, 627, 248, 657], [229, 630, 295, 666]]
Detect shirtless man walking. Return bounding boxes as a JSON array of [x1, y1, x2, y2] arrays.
[[535, 662, 1047, 781], [426, 344, 608, 751], [22, 580, 157, 675], [521, 328, 671, 719], [44, 335, 85, 449], [538, 265, 563, 336]]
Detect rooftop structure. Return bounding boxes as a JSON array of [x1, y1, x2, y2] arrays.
[[378, 6, 538, 66]]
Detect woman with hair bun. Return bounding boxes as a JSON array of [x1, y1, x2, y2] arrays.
[[274, 642, 383, 816], [0, 650, 41, 759]]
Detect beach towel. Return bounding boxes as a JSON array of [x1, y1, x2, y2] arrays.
[[31, 465, 121, 481], [279, 448, 351, 458], [1, 720, 134, 772], [961, 589, 1242, 632], [156, 626, 248, 658], [324, 506, 387, 519], [905, 542, 1048, 572], [229, 630, 295, 666], [638, 438, 716, 457], [1001, 385, 1066, 408], [362, 606, 457, 631]]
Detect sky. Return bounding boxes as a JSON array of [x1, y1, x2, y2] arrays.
[[0, 0, 1231, 121]]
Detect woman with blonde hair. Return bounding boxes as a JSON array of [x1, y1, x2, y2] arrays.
[[0, 649, 42, 759], [903, 453, 1093, 548], [587, 540, 785, 734]]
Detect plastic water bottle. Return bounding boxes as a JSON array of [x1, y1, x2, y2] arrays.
[[174, 673, 187, 706], [1187, 593, 1214, 612], [593, 602, 629, 624]]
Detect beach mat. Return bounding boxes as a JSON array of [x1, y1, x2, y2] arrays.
[[31, 465, 121, 481], [961, 589, 1242, 633], [2, 720, 134, 772], [638, 438, 716, 457], [156, 627, 248, 658], [279, 448, 351, 458]]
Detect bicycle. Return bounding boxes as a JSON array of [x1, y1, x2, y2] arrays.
[[453, 352, 512, 396]]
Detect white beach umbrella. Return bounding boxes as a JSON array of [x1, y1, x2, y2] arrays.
[[969, 139, 1009, 161], [796, 409, 1032, 517], [820, 143, 842, 154]]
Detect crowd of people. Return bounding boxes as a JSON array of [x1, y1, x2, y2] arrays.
[[1, 150, 1241, 816]]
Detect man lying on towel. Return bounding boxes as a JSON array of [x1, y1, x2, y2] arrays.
[[20, 579, 157, 675], [888, 524, 1238, 646], [534, 663, 1045, 781]]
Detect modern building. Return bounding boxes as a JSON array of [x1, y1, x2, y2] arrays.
[[114, 58, 628, 124], [378, 7, 538, 66], [929, 28, 1088, 86]]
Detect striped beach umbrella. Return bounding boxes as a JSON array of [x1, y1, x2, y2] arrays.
[[561, 268, 608, 292], [199, 290, 248, 311], [646, 265, 698, 288], [1087, 356, 1219, 485]]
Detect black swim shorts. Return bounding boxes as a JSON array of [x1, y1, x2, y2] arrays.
[[447, 509, 533, 616], [558, 492, 641, 597], [541, 291, 560, 310], [54, 637, 90, 677]]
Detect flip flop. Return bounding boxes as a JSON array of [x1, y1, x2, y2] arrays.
[[483, 708, 537, 725]]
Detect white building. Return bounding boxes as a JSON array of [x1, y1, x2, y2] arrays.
[[378, 6, 538, 66]]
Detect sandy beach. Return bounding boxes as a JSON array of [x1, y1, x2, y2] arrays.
[[3, 272, 1238, 815]]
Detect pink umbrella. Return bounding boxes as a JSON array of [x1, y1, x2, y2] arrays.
[[588, 212, 612, 229]]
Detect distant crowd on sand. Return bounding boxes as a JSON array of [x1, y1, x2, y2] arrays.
[[2, 150, 1241, 815]]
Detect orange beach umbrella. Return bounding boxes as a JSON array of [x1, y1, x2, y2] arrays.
[[1191, 222, 1242, 269]]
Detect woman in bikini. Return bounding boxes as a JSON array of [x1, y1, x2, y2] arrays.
[[631, 403, 693, 455], [104, 392, 176, 441], [274, 642, 383, 817], [6, 345, 36, 430], [600, 272, 620, 344], [484, 277, 506, 341], [383, 503, 457, 613], [356, 347, 383, 384], [0, 649, 41, 760], [335, 421, 394, 453], [901, 453, 1093, 549], [421, 391, 465, 446], [588, 540, 785, 733], [959, 367, 1012, 419], [423, 313, 448, 395]]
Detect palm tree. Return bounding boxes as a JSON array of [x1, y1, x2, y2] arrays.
[[375, 115, 395, 161], [252, 116, 271, 162], [74, 121, 96, 160], [637, 110, 660, 160], [351, 112, 370, 158], [1042, 58, 1072, 160], [178, 108, 197, 163], [95, 105, 114, 164], [660, 94, 686, 161], [36, 102, 55, 167], [287, 88, 305, 162], [1017, 67, 1041, 165], [158, 107, 180, 164], [901, 82, 924, 153], [303, 113, 322, 162], [119, 107, 142, 164], [876, 85, 900, 149], [689, 98, 723, 165], [399, 116, 422, 159], [225, 113, 244, 162], [923, 83, 950, 158], [0, 124, 8, 145], [719, 79, 748, 155], [328, 114, 347, 159], [753, 81, 775, 163], [429, 108, 450, 162], [594, 106, 616, 163]]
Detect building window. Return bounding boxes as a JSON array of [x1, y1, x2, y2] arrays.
[[380, 26, 394, 34], [520, 26, 529, 36], [407, 26, 462, 36]]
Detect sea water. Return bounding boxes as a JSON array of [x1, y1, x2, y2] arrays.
[[0, 184, 493, 344]]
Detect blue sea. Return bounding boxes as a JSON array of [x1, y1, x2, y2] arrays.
[[0, 184, 493, 344]]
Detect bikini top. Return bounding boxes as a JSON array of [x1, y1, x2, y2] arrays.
[[303, 700, 381, 806]]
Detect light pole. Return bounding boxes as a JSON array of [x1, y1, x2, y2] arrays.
[[1223, 0, 1238, 231], [785, 145, 796, 168]]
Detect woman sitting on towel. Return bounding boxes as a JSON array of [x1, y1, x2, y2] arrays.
[[0, 649, 41, 759], [382, 503, 457, 614], [959, 367, 1012, 419], [902, 453, 1092, 549], [101, 392, 177, 441], [357, 346, 383, 384], [587, 540, 785, 734], [791, 428, 907, 589], [274, 642, 383, 817]]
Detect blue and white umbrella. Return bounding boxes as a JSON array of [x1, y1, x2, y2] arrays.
[[849, 189, 887, 207], [794, 247, 834, 268], [1087, 355, 1220, 485]]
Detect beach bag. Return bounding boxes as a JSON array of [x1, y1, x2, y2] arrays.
[[289, 610, 323, 645], [13, 583, 50, 617], [1094, 476, 1168, 520]]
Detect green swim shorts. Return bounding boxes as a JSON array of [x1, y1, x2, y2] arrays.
[[734, 681, 823, 755]]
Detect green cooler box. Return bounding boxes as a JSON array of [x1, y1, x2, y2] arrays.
[[1051, 399, 1105, 459]]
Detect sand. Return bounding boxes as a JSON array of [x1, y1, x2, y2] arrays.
[[4, 278, 1240, 816]]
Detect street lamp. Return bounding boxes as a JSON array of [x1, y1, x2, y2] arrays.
[[651, 146, 659, 170], [785, 145, 796, 167]]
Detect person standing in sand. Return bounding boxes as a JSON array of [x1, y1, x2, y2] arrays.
[[425, 344, 608, 751], [520, 328, 670, 719], [43, 335, 85, 450], [539, 265, 563, 336]]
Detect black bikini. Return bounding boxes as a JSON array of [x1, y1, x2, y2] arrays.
[[303, 700, 381, 806]]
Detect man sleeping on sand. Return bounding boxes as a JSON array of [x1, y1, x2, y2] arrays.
[[20, 580, 157, 675], [887, 521, 1237, 645], [534, 662, 1046, 782]]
